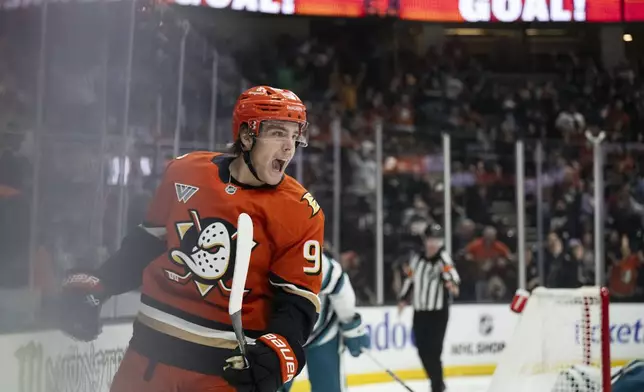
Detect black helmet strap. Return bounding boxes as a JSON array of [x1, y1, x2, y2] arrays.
[[242, 136, 263, 183]]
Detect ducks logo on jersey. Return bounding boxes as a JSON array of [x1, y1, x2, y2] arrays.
[[164, 209, 257, 297]]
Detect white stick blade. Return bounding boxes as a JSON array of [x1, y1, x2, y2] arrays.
[[229, 212, 253, 316]]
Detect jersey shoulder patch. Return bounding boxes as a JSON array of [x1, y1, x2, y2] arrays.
[[300, 191, 321, 218], [278, 177, 325, 222], [265, 178, 325, 252]]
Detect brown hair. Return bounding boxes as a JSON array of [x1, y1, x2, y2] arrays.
[[229, 139, 243, 156], [229, 124, 250, 156]]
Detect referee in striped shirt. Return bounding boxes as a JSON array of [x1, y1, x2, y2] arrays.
[[398, 224, 460, 392]]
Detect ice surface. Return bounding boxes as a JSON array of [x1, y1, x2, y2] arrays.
[[348, 376, 491, 392]]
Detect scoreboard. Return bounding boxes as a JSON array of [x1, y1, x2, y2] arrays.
[[169, 0, 644, 23]]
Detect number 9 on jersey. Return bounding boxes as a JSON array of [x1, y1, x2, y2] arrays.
[[303, 240, 321, 275]]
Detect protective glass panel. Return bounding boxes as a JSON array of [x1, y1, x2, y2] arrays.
[[448, 131, 518, 303], [531, 137, 597, 290], [294, 115, 378, 305], [381, 123, 438, 305]]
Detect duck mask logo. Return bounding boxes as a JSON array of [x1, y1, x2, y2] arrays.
[[164, 209, 257, 297]]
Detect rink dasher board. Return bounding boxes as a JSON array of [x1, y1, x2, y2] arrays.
[[0, 303, 642, 392]]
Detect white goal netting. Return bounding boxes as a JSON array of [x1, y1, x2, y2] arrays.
[[488, 287, 611, 392]]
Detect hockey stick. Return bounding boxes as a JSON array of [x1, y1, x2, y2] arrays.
[[229, 212, 254, 363], [361, 348, 415, 392]]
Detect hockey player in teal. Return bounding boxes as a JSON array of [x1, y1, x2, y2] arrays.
[[279, 250, 371, 392], [613, 359, 644, 392]]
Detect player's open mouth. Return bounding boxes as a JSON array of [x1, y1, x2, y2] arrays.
[[272, 159, 286, 172]]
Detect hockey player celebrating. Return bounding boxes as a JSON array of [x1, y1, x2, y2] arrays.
[[280, 247, 370, 392], [57, 86, 325, 392]]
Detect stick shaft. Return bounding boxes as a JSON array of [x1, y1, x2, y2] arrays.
[[362, 349, 415, 392], [229, 213, 254, 360]]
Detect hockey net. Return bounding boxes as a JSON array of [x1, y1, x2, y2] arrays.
[[488, 286, 611, 392]]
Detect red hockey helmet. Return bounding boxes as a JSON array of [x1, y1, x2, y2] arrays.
[[232, 86, 309, 147]]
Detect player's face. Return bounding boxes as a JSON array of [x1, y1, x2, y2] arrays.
[[252, 120, 301, 185]]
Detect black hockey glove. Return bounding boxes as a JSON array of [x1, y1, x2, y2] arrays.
[[223, 333, 298, 392], [58, 271, 107, 342]]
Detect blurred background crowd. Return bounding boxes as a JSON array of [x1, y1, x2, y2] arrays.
[[2, 0, 644, 331]]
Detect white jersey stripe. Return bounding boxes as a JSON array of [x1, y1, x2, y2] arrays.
[[138, 303, 255, 343]]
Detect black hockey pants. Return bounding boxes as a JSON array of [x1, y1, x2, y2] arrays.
[[412, 308, 449, 392]]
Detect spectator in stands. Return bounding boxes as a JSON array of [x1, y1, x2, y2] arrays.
[[465, 186, 493, 226], [462, 226, 513, 300], [525, 247, 541, 292], [570, 238, 594, 285], [555, 103, 585, 137], [608, 234, 643, 301], [604, 100, 630, 136], [334, 68, 364, 117], [543, 232, 565, 282], [452, 218, 476, 253], [391, 93, 415, 133], [341, 250, 375, 305], [465, 226, 512, 265], [550, 166, 583, 241], [485, 275, 508, 301], [482, 255, 516, 301], [547, 237, 583, 289]]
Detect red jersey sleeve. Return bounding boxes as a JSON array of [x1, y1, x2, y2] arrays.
[[269, 191, 325, 313], [264, 189, 325, 374]]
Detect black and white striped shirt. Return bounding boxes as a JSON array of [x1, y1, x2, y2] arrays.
[[398, 247, 460, 312]]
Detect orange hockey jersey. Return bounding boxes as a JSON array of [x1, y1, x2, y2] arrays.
[[126, 152, 325, 376]]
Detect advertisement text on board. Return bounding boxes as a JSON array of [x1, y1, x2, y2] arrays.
[[14, 340, 126, 392]]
